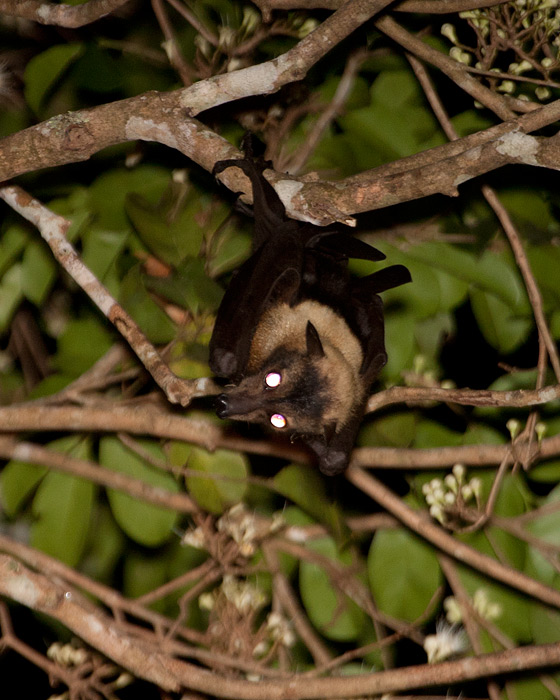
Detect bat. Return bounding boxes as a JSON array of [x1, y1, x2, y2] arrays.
[[209, 136, 411, 475]]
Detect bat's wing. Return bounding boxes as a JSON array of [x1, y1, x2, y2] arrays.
[[308, 231, 386, 263], [307, 263, 412, 476], [211, 142, 310, 378], [209, 240, 302, 379], [353, 264, 412, 379]]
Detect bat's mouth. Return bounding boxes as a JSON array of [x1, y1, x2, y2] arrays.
[[214, 392, 263, 419], [214, 394, 231, 419]]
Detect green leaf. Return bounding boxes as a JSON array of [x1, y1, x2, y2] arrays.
[[0, 264, 23, 333], [381, 312, 416, 380], [368, 527, 442, 622], [88, 166, 170, 230], [527, 460, 560, 483], [123, 550, 168, 611], [504, 675, 560, 700], [125, 192, 186, 264], [31, 438, 95, 566], [369, 69, 422, 109], [207, 231, 252, 278], [100, 437, 180, 547], [415, 419, 462, 448], [525, 482, 560, 586], [81, 228, 129, 285], [528, 245, 560, 311], [81, 505, 126, 584], [0, 224, 29, 276], [359, 412, 416, 448], [171, 443, 248, 515], [126, 182, 226, 265], [455, 475, 530, 643], [462, 423, 506, 446], [71, 43, 124, 93], [21, 240, 57, 305], [169, 341, 212, 380], [273, 464, 348, 540], [300, 537, 367, 641], [119, 265, 176, 344], [1, 454, 49, 517], [414, 313, 455, 359], [24, 43, 84, 114], [52, 316, 114, 376], [470, 287, 532, 353], [146, 257, 223, 314]]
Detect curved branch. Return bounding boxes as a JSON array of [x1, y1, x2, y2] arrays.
[[3, 552, 560, 698], [347, 466, 560, 609], [0, 185, 215, 407], [254, 0, 512, 12], [0, 436, 197, 513], [0, 0, 130, 27], [1, 402, 560, 468], [366, 382, 560, 412]]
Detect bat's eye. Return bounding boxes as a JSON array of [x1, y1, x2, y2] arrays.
[[270, 413, 287, 429], [265, 372, 282, 388]]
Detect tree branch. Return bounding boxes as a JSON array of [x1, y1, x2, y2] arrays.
[[0, 0, 131, 27]]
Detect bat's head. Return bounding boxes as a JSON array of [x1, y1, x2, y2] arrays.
[[214, 321, 365, 451]]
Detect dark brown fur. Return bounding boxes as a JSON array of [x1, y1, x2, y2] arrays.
[[210, 137, 411, 475]]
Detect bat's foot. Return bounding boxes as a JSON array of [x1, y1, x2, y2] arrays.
[[210, 348, 238, 378]]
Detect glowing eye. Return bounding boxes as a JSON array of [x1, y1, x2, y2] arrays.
[[270, 413, 287, 429], [265, 372, 282, 388]]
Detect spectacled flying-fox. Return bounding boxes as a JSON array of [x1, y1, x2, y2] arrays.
[[209, 136, 411, 475]]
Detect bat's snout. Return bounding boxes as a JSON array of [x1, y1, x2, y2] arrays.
[[214, 389, 265, 421], [215, 394, 231, 418]]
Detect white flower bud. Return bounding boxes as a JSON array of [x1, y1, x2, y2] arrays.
[[506, 418, 521, 440], [498, 80, 516, 94], [536, 86, 551, 100], [449, 47, 472, 65], [441, 23, 459, 44], [444, 596, 463, 624], [444, 474, 458, 494], [535, 422, 547, 443], [452, 464, 465, 483], [429, 504, 446, 524]]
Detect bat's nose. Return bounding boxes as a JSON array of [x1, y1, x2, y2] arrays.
[[215, 394, 230, 418]]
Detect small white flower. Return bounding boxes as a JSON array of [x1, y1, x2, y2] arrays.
[[536, 86, 551, 100], [424, 621, 468, 663], [199, 592, 215, 611], [182, 527, 206, 550]]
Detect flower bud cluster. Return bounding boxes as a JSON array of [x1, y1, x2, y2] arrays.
[[47, 642, 88, 667], [183, 504, 285, 558], [200, 574, 267, 615], [441, 0, 559, 103], [253, 612, 296, 657], [422, 464, 481, 525], [507, 418, 548, 445], [444, 587, 502, 624]]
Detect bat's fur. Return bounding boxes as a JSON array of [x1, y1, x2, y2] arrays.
[[210, 136, 411, 475]]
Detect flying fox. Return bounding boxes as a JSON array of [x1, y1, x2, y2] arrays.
[[209, 136, 411, 475]]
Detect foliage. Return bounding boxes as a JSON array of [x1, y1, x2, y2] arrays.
[[0, 1, 560, 699]]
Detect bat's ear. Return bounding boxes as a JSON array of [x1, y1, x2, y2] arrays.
[[306, 321, 325, 358]]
